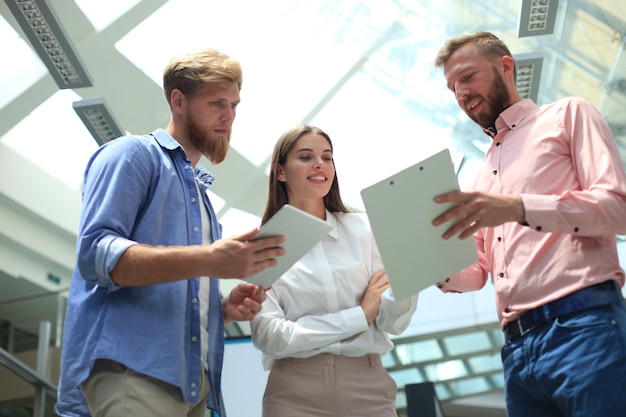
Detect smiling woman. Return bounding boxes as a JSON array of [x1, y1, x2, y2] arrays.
[[250, 124, 419, 417]]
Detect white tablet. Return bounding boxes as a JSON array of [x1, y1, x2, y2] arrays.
[[244, 204, 332, 288], [360, 148, 478, 300]]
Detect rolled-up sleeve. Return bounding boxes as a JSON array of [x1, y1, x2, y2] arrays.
[[75, 137, 154, 292], [92, 235, 135, 292]]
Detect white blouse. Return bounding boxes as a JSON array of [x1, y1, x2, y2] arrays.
[[251, 210, 419, 370]]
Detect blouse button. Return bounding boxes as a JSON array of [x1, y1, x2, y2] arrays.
[[574, 227, 579, 232], [535, 226, 542, 231], [492, 170, 497, 175], [499, 272, 504, 278], [504, 308, 511, 313]]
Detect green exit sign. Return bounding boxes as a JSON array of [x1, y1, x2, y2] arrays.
[[47, 273, 61, 285]]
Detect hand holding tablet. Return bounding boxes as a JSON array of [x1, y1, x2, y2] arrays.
[[244, 204, 332, 288]]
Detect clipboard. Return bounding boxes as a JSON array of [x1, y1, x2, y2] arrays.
[[244, 204, 332, 288], [360, 148, 478, 299]]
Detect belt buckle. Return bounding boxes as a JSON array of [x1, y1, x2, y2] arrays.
[[517, 319, 534, 337]]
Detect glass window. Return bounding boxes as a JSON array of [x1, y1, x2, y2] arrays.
[[468, 353, 502, 374], [449, 376, 491, 397], [443, 331, 492, 355], [425, 359, 467, 381], [389, 367, 424, 387], [396, 339, 443, 364]]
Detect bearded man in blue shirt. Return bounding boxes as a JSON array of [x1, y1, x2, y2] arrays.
[[55, 48, 285, 417]]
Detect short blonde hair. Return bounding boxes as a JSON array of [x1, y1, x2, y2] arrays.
[[163, 48, 243, 107]]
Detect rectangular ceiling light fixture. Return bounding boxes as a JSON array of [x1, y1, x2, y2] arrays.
[[514, 52, 543, 102], [73, 97, 124, 146], [518, 0, 560, 37], [4, 0, 92, 89]]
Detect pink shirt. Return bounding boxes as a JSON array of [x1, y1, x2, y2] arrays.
[[438, 97, 626, 328]]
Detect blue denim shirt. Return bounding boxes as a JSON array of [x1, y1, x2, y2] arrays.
[[55, 129, 226, 417]]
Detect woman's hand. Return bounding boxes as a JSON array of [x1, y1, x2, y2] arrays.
[[360, 270, 390, 323]]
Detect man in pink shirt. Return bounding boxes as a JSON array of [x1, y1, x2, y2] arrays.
[[432, 31, 626, 416]]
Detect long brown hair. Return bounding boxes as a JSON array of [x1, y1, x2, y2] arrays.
[[261, 124, 349, 224]]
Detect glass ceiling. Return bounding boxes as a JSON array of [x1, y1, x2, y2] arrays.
[[3, 0, 624, 211], [1, 0, 473, 205]]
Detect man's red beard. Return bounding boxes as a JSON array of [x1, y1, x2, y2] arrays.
[[185, 112, 230, 164]]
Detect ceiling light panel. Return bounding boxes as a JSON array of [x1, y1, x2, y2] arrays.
[[72, 97, 124, 146], [514, 52, 543, 102], [518, 0, 560, 37], [4, 0, 92, 88]]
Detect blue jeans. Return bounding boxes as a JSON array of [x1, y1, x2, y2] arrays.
[[501, 300, 626, 417]]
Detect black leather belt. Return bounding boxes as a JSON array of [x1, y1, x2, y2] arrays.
[[504, 280, 623, 342]]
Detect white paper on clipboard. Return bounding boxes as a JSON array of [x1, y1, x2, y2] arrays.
[[244, 204, 332, 288], [360, 148, 478, 300]]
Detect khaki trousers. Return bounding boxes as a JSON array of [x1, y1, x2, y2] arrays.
[[81, 359, 210, 417], [263, 353, 398, 417]]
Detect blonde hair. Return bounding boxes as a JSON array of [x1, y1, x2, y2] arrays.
[[163, 48, 243, 107]]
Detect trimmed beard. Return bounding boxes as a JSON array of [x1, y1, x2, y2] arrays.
[[185, 111, 230, 164], [467, 66, 511, 129]]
